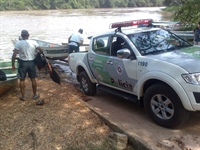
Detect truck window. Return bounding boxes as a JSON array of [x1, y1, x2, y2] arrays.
[[111, 36, 131, 57], [111, 37, 124, 56], [128, 29, 191, 55], [92, 36, 109, 55]]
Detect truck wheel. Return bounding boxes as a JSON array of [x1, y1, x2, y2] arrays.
[[79, 71, 96, 96], [144, 83, 190, 128]]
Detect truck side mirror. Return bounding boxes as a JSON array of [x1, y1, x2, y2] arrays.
[[117, 48, 131, 59]]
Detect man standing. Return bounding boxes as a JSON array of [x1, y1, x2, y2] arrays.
[[193, 21, 200, 45], [12, 30, 43, 101], [68, 28, 84, 54]]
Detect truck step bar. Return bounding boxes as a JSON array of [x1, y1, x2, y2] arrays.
[[97, 85, 138, 102]]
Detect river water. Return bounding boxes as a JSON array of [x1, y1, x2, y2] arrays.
[[0, 7, 172, 59]]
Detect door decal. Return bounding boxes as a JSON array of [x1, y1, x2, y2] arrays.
[[115, 63, 123, 75], [110, 78, 133, 91]]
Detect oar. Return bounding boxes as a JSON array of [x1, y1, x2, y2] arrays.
[[43, 54, 61, 85]]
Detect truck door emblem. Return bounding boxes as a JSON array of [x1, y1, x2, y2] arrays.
[[115, 63, 123, 75]]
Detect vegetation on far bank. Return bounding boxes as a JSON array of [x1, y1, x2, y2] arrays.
[[1, 0, 164, 11], [163, 0, 200, 28]]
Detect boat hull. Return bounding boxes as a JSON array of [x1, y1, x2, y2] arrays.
[[0, 60, 18, 74], [0, 77, 18, 96], [0, 60, 18, 96], [34, 39, 69, 59], [42, 46, 69, 59]]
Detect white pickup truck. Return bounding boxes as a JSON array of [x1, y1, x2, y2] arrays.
[[68, 19, 200, 128]]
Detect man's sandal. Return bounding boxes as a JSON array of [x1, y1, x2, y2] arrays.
[[33, 94, 40, 100], [20, 97, 25, 101]]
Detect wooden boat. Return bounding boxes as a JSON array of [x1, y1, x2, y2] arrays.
[[35, 40, 89, 59], [0, 59, 18, 74], [0, 60, 18, 96], [152, 21, 181, 30], [33, 39, 69, 59]]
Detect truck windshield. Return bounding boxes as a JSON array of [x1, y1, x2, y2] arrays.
[[128, 29, 192, 55]]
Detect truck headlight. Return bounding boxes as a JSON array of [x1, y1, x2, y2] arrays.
[[182, 73, 200, 85]]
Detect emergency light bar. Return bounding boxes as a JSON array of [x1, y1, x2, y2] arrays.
[[110, 19, 153, 29]]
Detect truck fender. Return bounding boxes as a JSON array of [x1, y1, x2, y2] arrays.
[[136, 71, 194, 111], [75, 60, 98, 84]]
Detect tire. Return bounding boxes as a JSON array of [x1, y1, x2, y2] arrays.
[[79, 71, 96, 96], [144, 83, 190, 128]]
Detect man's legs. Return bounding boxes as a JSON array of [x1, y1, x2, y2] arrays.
[[74, 46, 79, 52], [66, 45, 78, 61], [30, 78, 37, 96], [19, 79, 25, 99], [68, 45, 79, 53], [28, 61, 39, 99], [68, 45, 73, 54]]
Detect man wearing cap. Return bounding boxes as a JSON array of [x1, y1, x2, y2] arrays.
[[12, 30, 43, 101], [67, 28, 84, 54]]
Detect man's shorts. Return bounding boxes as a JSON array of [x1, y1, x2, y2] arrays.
[[17, 60, 37, 79], [68, 45, 79, 54]]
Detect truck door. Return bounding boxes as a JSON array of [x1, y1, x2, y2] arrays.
[[88, 36, 112, 84], [106, 36, 138, 93], [88, 35, 137, 93]]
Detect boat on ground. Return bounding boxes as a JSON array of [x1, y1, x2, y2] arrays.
[[36, 40, 89, 59], [33, 39, 69, 59], [0, 60, 18, 96], [0, 59, 18, 74]]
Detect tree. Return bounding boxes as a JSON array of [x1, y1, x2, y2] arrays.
[[173, 0, 200, 28], [163, 0, 184, 6], [0, 0, 167, 10], [128, 0, 136, 7]]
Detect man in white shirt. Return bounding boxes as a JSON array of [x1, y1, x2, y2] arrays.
[[12, 30, 43, 101], [68, 28, 84, 54]]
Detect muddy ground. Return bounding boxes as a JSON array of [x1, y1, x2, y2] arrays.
[[0, 69, 134, 150]]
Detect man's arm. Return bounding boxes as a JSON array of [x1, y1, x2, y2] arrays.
[[79, 35, 84, 45], [68, 35, 72, 43], [12, 50, 19, 72], [36, 46, 43, 54], [80, 40, 84, 45]]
